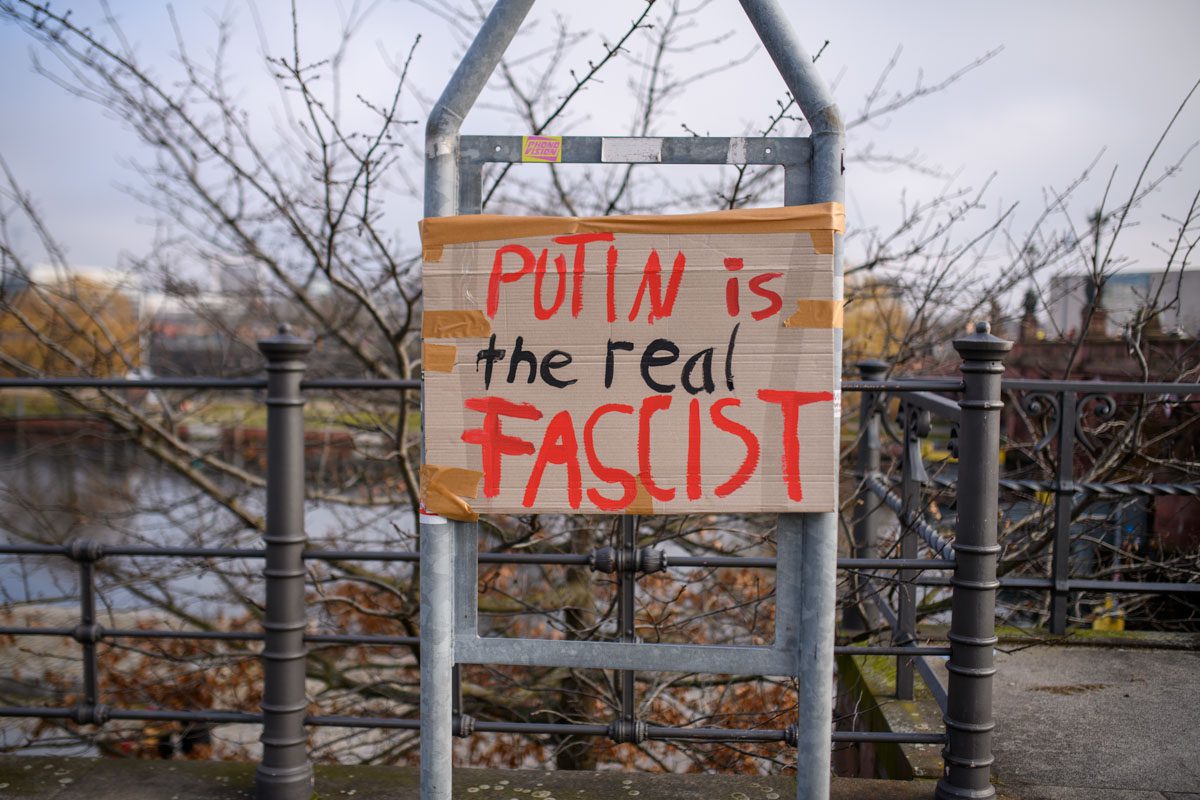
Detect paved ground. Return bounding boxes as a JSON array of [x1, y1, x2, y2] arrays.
[[2, 645, 1198, 798], [0, 757, 935, 799], [986, 646, 1200, 799]]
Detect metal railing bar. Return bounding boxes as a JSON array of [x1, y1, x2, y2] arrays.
[[0, 377, 268, 390], [867, 590, 950, 715], [304, 549, 417, 563], [645, 725, 784, 742], [922, 473, 1200, 498], [841, 558, 956, 571], [1002, 379, 1200, 394], [0, 626, 954, 656], [0, 377, 421, 391], [107, 628, 263, 641], [474, 720, 609, 736], [865, 474, 956, 561], [0, 626, 75, 637], [834, 645, 950, 657], [0, 703, 943, 744], [897, 390, 962, 423], [306, 633, 419, 646], [0, 545, 956, 572], [1065, 578, 1200, 594], [833, 730, 946, 744], [302, 379, 420, 391], [842, 379, 964, 393], [477, 552, 588, 566], [0, 627, 425, 646], [916, 575, 1200, 594]]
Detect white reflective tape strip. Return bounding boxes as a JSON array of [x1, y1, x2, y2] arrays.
[[726, 137, 747, 164], [420, 509, 449, 525], [601, 137, 663, 163]]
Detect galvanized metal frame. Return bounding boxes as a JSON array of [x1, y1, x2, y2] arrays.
[[421, 2, 844, 799]]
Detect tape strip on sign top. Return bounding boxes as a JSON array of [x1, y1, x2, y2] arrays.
[[420, 464, 483, 523], [423, 309, 492, 339], [783, 299, 844, 329], [418, 202, 845, 249]]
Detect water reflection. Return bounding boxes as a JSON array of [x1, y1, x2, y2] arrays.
[[0, 429, 414, 611]]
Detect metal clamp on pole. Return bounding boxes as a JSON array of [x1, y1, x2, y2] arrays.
[[255, 326, 314, 800], [937, 322, 1010, 800]]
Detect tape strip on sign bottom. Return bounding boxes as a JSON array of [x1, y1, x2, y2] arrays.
[[422, 309, 492, 339], [420, 464, 483, 523], [627, 479, 654, 515], [783, 299, 844, 329], [423, 343, 457, 373]]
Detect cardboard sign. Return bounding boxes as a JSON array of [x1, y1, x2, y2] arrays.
[[419, 203, 843, 520]]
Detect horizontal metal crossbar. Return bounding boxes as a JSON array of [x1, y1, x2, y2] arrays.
[[0, 704, 943, 745], [0, 544, 955, 571], [1003, 379, 1200, 394], [842, 379, 963, 393], [0, 377, 419, 390], [918, 575, 1200, 595], [459, 135, 810, 166], [456, 636, 794, 675], [0, 624, 948, 658]]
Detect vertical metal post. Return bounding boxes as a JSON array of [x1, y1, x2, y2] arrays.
[[79, 558, 98, 707], [618, 516, 637, 738], [896, 403, 919, 700], [422, 4, 534, 798], [256, 328, 313, 800], [845, 361, 887, 633], [68, 539, 107, 727], [740, 5, 844, 797], [1049, 391, 1077, 635], [937, 322, 1010, 800], [420, 516, 454, 800]]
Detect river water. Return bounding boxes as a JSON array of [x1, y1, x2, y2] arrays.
[[0, 436, 416, 611]]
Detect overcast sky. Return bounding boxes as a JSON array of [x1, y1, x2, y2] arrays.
[[1, 1, 1198, 284]]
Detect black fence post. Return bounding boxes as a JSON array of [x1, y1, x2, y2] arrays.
[[255, 326, 314, 800], [845, 360, 888, 633], [937, 322, 1010, 800], [68, 539, 108, 727], [896, 398, 926, 700], [1049, 390, 1077, 634]]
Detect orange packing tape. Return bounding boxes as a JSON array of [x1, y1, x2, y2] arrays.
[[627, 479, 654, 515], [422, 343, 457, 373], [423, 309, 492, 339], [808, 230, 835, 255], [420, 464, 483, 522], [419, 202, 845, 249], [783, 299, 843, 329]]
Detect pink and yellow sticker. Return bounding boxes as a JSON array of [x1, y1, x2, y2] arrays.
[[521, 135, 562, 163]]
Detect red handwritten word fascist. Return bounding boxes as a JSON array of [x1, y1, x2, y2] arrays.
[[462, 390, 833, 511], [486, 234, 785, 323]]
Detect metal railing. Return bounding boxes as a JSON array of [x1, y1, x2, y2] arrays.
[[851, 357, 1200, 716], [5, 324, 1195, 799], [0, 322, 1018, 800]]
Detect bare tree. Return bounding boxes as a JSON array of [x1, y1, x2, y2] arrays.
[[4, 0, 1196, 775]]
